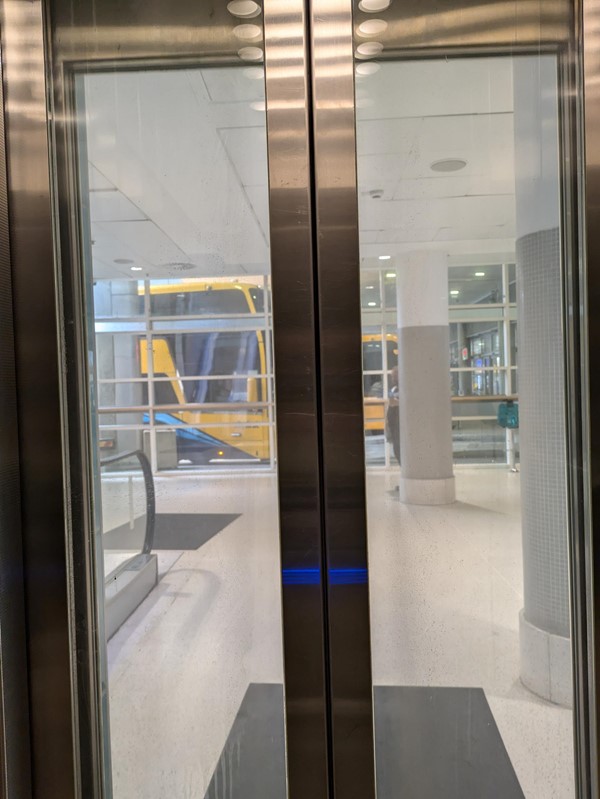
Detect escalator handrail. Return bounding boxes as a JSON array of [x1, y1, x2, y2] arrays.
[[99, 449, 156, 555]]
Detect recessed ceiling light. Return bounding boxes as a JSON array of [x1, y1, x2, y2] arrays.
[[244, 66, 265, 80], [355, 62, 381, 76], [385, 272, 396, 278], [356, 41, 384, 58], [238, 46, 263, 61], [130, 266, 143, 272], [227, 0, 261, 18], [358, 0, 391, 11], [367, 301, 377, 306], [233, 23, 262, 40], [450, 290, 460, 295], [251, 100, 266, 111], [357, 19, 388, 36], [430, 158, 468, 173], [378, 254, 391, 260], [365, 285, 375, 289], [475, 271, 486, 277], [114, 258, 133, 264]]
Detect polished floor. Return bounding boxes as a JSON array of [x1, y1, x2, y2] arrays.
[[105, 466, 574, 799]]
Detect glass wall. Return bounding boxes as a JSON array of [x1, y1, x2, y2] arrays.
[[355, 45, 575, 799], [75, 44, 287, 799], [362, 262, 518, 466], [95, 276, 275, 470]]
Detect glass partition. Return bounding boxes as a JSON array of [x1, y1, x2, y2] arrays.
[[74, 36, 287, 799], [355, 43, 575, 798]]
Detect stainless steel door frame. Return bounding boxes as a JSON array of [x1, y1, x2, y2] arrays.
[[308, 1, 377, 797], [1, 0, 600, 798], [0, 30, 32, 799], [0, 1, 79, 796]]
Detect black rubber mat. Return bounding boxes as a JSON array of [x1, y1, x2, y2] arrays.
[[205, 684, 285, 799], [204, 684, 524, 799], [103, 513, 240, 551], [374, 686, 525, 798]]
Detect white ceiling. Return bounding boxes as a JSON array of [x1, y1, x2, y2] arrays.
[[83, 55, 520, 281]]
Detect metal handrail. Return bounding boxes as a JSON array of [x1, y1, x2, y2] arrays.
[[99, 449, 155, 555]]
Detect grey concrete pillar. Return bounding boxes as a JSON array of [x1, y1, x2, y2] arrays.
[[396, 251, 455, 505], [514, 55, 571, 706]]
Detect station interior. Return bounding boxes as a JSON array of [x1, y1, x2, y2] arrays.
[[88, 48, 572, 799]]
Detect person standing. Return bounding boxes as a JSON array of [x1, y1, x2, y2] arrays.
[[386, 365, 400, 465]]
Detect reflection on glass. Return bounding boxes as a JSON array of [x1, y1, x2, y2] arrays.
[[75, 38, 286, 799], [355, 50, 575, 798]]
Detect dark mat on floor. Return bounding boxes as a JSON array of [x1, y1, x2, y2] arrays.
[[205, 684, 286, 799], [103, 513, 240, 551], [375, 686, 525, 798], [204, 684, 524, 799]]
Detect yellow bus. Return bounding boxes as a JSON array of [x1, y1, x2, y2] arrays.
[[362, 332, 398, 436], [138, 281, 398, 464], [140, 281, 270, 465]]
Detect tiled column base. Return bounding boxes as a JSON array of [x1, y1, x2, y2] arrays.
[[399, 476, 455, 506], [519, 609, 572, 707]]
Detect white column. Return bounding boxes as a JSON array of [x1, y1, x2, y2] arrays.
[[396, 251, 455, 505], [514, 55, 571, 706]]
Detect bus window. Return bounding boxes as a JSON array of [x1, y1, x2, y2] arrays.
[[248, 287, 264, 313], [158, 331, 261, 403], [150, 288, 250, 316]]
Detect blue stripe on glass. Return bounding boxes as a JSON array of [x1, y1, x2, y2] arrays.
[[282, 567, 368, 586]]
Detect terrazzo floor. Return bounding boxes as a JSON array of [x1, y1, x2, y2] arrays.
[[104, 466, 574, 798]]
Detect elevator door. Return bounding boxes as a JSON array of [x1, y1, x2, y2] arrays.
[[307, 0, 592, 797], [1, 0, 597, 797]]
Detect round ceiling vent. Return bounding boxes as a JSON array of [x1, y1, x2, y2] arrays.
[[430, 158, 467, 173]]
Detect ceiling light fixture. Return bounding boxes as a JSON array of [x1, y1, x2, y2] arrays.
[[367, 301, 377, 306], [357, 19, 388, 36], [355, 62, 381, 76], [227, 0, 261, 18], [430, 158, 468, 173], [358, 0, 391, 11], [233, 23, 262, 40], [130, 266, 143, 272], [475, 271, 486, 277], [238, 46, 263, 61], [450, 290, 460, 295], [378, 254, 391, 260], [385, 272, 396, 278], [356, 41, 384, 58]]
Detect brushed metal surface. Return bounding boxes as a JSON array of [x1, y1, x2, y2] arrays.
[[582, 0, 600, 795], [0, 33, 32, 799], [355, 0, 573, 54], [263, 0, 330, 796], [0, 1, 78, 797], [309, 0, 377, 796]]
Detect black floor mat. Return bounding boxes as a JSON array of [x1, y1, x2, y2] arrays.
[[204, 684, 524, 799], [103, 513, 240, 551]]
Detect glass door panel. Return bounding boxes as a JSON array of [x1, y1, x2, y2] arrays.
[[78, 57, 287, 799], [352, 11, 578, 799], [41, 0, 328, 795]]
